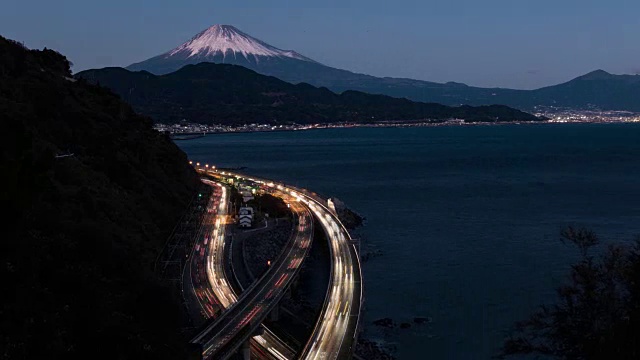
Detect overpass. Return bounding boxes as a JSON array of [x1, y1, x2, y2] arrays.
[[207, 169, 363, 360], [189, 177, 314, 359], [184, 179, 300, 359]]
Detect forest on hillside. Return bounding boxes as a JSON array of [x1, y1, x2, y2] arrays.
[[1, 36, 199, 359]]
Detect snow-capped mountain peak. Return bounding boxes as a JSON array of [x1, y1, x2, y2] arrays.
[[166, 24, 315, 63]]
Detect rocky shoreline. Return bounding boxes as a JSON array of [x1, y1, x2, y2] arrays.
[[332, 198, 365, 230], [335, 204, 398, 360], [356, 338, 396, 360], [373, 316, 433, 329]]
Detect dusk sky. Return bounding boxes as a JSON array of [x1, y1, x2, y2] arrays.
[[2, 0, 638, 89]]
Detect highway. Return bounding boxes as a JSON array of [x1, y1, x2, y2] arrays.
[[184, 181, 225, 319], [185, 179, 297, 360], [298, 198, 362, 360], [207, 170, 363, 360], [191, 177, 314, 359]]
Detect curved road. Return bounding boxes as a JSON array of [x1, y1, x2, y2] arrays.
[[208, 169, 363, 360], [185, 179, 298, 360], [191, 177, 314, 359]]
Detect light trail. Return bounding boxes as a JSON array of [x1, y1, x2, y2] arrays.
[[203, 170, 363, 360], [192, 179, 295, 359], [194, 177, 312, 360], [299, 200, 356, 360]]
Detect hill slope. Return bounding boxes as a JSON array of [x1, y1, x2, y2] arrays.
[[1, 36, 199, 358], [308, 70, 640, 112], [77, 63, 542, 125], [516, 70, 640, 111], [125, 25, 640, 112]]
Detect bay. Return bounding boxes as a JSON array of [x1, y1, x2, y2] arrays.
[[178, 123, 640, 359]]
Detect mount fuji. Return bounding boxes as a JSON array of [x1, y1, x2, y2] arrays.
[[126, 25, 640, 111], [127, 25, 330, 81]]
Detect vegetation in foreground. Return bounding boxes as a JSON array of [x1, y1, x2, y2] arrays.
[[1, 36, 199, 359], [502, 227, 640, 359]]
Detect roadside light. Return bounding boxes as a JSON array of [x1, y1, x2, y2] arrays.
[[196, 162, 200, 166], [267, 260, 271, 266], [189, 160, 193, 165], [205, 164, 209, 168]]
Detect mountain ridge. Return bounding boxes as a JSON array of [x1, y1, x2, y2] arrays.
[[164, 24, 316, 62], [125, 24, 640, 112], [77, 62, 543, 125]]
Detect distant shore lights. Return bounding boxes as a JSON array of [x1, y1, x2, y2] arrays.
[[188, 160, 216, 170]]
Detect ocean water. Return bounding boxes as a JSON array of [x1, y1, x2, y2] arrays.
[[178, 123, 640, 359]]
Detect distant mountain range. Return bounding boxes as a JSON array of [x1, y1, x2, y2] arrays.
[[76, 63, 542, 125], [126, 25, 640, 112]]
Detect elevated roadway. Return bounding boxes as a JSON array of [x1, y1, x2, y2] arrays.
[[185, 179, 298, 359], [190, 177, 313, 359], [207, 170, 363, 360]]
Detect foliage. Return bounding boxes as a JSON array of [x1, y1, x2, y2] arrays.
[[501, 227, 640, 359], [76, 63, 543, 125], [1, 35, 199, 359], [249, 193, 290, 219]]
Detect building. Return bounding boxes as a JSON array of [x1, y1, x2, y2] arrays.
[[237, 182, 257, 202], [238, 206, 254, 228]]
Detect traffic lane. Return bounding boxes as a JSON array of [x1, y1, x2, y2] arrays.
[[204, 171, 362, 359], [337, 240, 363, 359], [195, 175, 309, 358], [224, 217, 298, 359], [194, 179, 297, 360], [206, 184, 290, 353], [203, 221, 311, 353], [204, 173, 349, 359], [200, 205, 312, 354], [185, 183, 224, 320], [298, 197, 358, 360]]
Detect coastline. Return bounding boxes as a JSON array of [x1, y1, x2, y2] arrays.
[[178, 125, 640, 359], [160, 118, 640, 139]]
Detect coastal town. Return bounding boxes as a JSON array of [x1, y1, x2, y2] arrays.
[[155, 109, 640, 136]]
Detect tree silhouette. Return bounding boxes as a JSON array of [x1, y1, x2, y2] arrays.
[[501, 228, 640, 359]]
